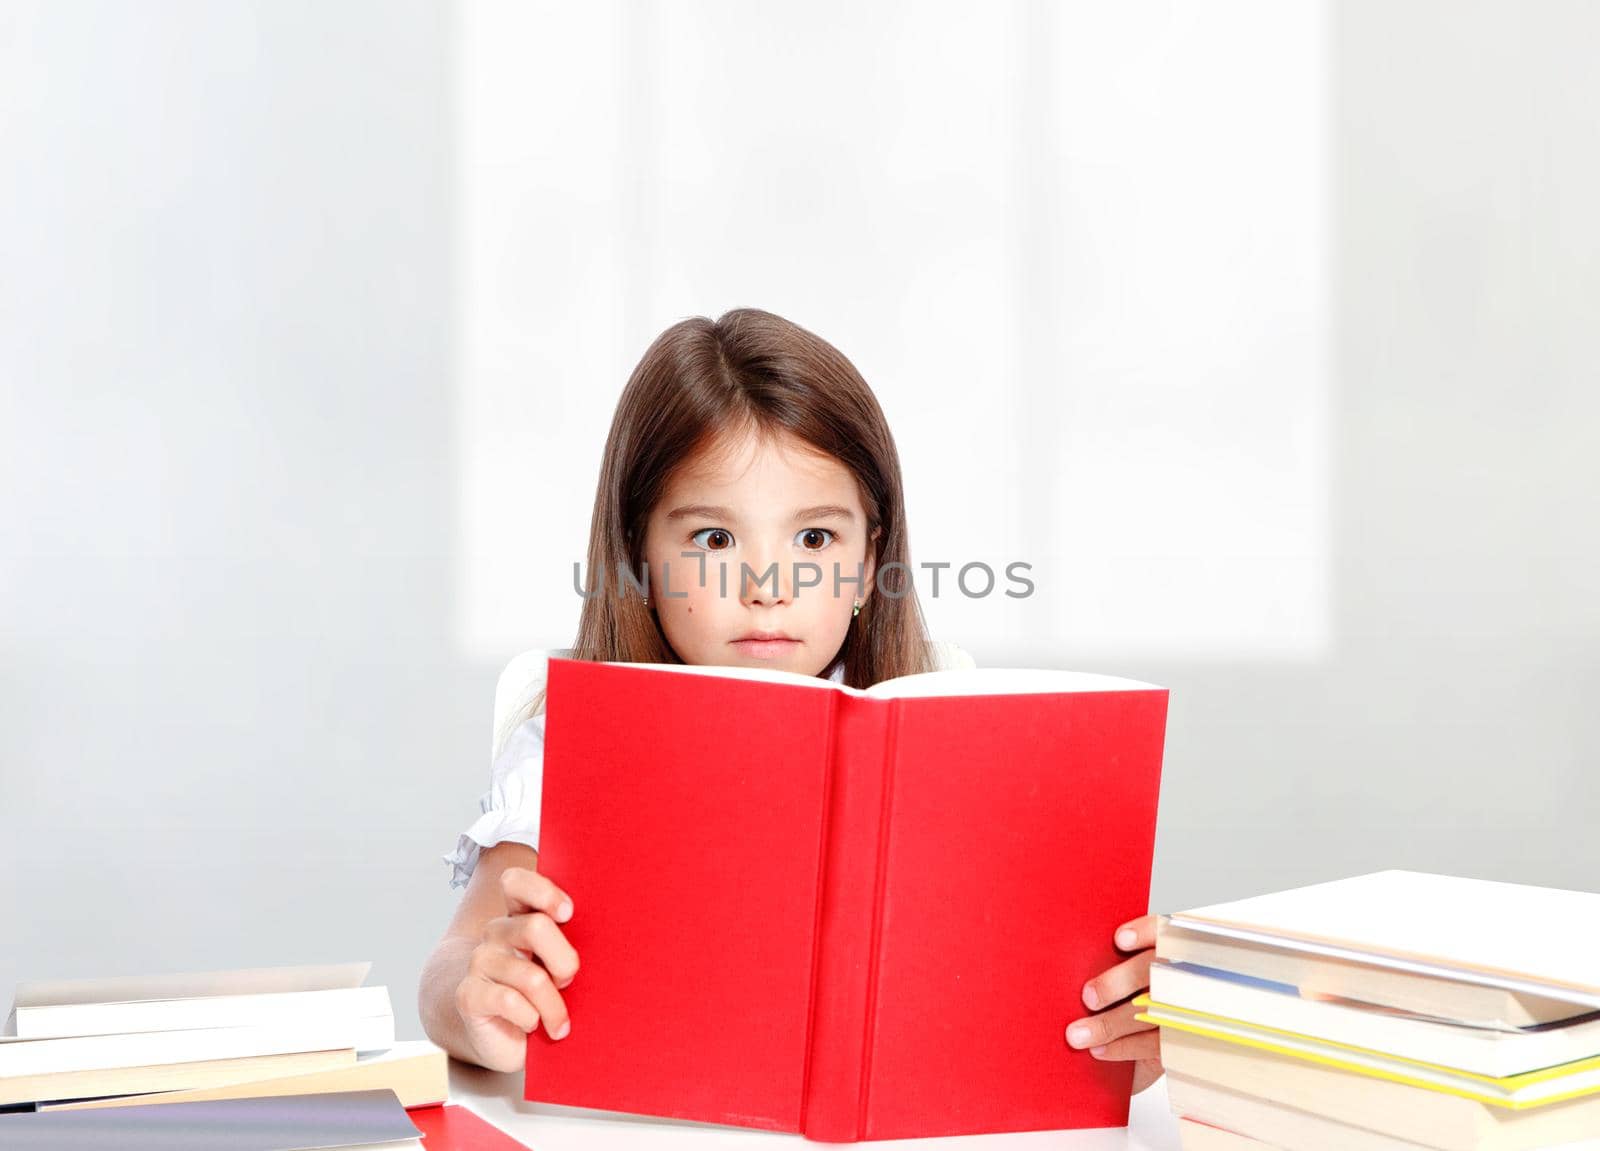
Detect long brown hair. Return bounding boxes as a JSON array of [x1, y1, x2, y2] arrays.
[[527, 308, 933, 718]]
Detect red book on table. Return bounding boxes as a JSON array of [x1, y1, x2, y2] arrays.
[[526, 657, 1168, 1142], [409, 1103, 530, 1149]]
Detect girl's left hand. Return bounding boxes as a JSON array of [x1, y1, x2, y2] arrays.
[[1064, 914, 1163, 1094]]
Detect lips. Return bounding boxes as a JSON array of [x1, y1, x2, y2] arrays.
[[730, 633, 801, 660]]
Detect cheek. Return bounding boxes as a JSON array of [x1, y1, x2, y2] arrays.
[[655, 559, 726, 616], [648, 550, 698, 595], [683, 555, 743, 601], [826, 549, 871, 600]]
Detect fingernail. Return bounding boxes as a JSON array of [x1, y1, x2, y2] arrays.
[[1090, 1045, 1107, 1057], [556, 900, 573, 923], [1116, 929, 1137, 949], [1067, 1025, 1092, 1048], [553, 1021, 570, 1040], [1082, 985, 1100, 1010]]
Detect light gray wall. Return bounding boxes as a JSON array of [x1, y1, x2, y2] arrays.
[[1137, 0, 1600, 913], [0, 2, 477, 1034], [2, 1, 1596, 1044]]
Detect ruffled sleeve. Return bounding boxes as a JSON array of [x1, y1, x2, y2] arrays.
[[928, 639, 977, 671], [442, 711, 546, 890]]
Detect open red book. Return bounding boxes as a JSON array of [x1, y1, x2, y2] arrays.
[[526, 657, 1168, 1141]]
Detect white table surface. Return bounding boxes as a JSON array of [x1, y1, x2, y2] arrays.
[[444, 1062, 1184, 1150]]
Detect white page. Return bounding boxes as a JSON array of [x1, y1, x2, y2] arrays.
[[866, 666, 1162, 699], [1173, 871, 1600, 998], [14, 986, 393, 1041], [0, 1018, 377, 1076], [594, 659, 1162, 699], [13, 963, 371, 1011]]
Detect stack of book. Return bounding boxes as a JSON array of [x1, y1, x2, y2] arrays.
[[0, 961, 446, 1112], [1135, 870, 1600, 1150], [0, 1092, 529, 1151]]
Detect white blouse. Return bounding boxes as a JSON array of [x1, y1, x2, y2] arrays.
[[443, 643, 975, 890]]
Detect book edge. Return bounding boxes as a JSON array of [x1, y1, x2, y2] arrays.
[[1166, 918, 1600, 1007]]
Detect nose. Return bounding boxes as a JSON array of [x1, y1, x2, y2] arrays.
[[738, 538, 792, 606]]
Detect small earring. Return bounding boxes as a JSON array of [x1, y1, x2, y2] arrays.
[[642, 595, 650, 607], [851, 599, 861, 618]]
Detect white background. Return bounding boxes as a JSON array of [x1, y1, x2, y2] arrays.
[[2, 1, 1596, 1039], [458, 2, 1328, 662]]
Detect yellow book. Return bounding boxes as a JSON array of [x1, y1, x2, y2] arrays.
[[1159, 1030, 1600, 1151], [40, 1040, 446, 1111], [1168, 1073, 1574, 1151], [1137, 995, 1600, 1108], [0, 1048, 354, 1108]]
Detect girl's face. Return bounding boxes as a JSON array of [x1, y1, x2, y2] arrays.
[[642, 428, 877, 676]]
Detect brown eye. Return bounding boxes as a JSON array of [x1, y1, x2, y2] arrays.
[[692, 528, 733, 551], [796, 528, 834, 551]]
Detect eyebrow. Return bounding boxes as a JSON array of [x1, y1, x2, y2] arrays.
[[662, 503, 858, 524]]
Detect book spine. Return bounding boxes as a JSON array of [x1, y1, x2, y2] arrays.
[[801, 693, 896, 1143]]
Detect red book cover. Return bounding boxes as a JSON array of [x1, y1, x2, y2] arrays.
[[527, 658, 1167, 1141], [409, 1103, 531, 1149]]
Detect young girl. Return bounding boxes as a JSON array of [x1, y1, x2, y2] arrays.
[[417, 308, 1163, 1094]]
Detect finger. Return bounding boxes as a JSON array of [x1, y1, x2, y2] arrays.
[[480, 947, 571, 1039], [456, 970, 542, 1035], [1082, 948, 1154, 1011], [1065, 1000, 1155, 1050], [501, 866, 574, 924], [465, 945, 543, 1032], [1091, 1030, 1162, 1064], [1114, 913, 1158, 953], [485, 912, 581, 986]]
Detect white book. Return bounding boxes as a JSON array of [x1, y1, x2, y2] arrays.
[[1150, 962, 1600, 1078], [1142, 1002, 1600, 1107], [12, 985, 393, 1041], [1169, 1072, 1600, 1151], [1163, 1030, 1600, 1151], [606, 658, 1162, 697], [1168, 871, 1600, 1010], [0, 1015, 394, 1079], [1176, 1115, 1288, 1150], [10, 962, 371, 1012], [1157, 921, 1591, 1029], [1172, 1080, 1434, 1149]]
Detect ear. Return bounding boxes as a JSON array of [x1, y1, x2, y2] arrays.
[[859, 526, 882, 607]]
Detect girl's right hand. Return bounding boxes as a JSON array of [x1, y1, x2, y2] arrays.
[[455, 866, 580, 1072]]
